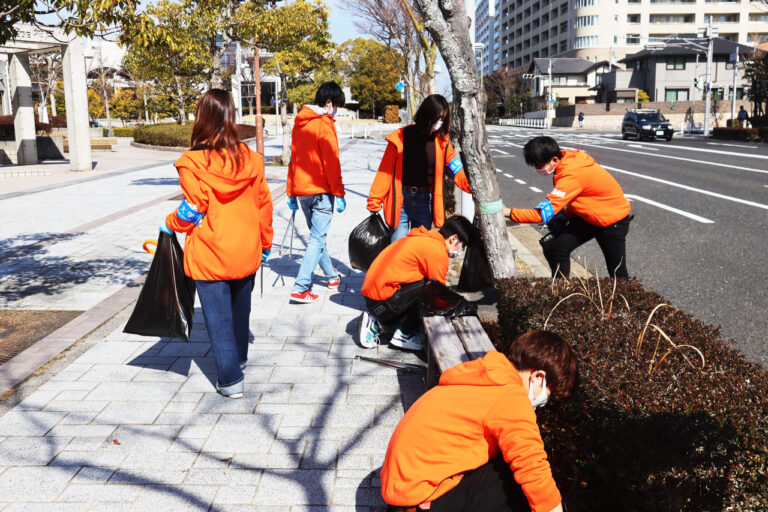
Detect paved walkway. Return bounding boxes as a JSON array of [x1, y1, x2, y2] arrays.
[[0, 138, 430, 511]]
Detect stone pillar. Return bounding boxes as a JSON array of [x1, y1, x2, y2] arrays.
[[0, 56, 11, 116], [9, 52, 38, 165], [50, 86, 57, 116], [62, 37, 92, 171]]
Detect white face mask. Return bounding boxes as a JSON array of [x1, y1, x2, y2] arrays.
[[448, 248, 464, 259], [535, 162, 556, 177], [528, 374, 549, 409], [326, 104, 337, 118], [432, 120, 443, 132]]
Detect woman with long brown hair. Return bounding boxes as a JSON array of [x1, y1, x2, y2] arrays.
[[161, 89, 273, 398]]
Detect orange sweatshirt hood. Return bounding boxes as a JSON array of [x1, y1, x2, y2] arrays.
[[175, 147, 259, 201], [556, 148, 595, 173], [294, 104, 333, 128], [439, 350, 522, 387]]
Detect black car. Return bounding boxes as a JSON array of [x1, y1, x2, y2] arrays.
[[621, 109, 674, 141]]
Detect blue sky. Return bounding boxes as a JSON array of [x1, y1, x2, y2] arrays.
[[324, 0, 367, 43]]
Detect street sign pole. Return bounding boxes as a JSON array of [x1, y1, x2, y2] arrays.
[[730, 53, 738, 123], [254, 43, 264, 155]]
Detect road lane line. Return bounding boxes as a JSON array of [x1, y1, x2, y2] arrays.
[[530, 186, 543, 193], [707, 142, 759, 149], [496, 168, 503, 173], [492, 148, 509, 154], [625, 140, 768, 160], [564, 142, 768, 175], [604, 165, 768, 211], [625, 194, 714, 223], [514, 179, 526, 185], [503, 173, 514, 178]]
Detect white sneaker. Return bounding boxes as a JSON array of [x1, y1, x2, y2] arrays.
[[358, 312, 381, 349], [390, 329, 424, 351]]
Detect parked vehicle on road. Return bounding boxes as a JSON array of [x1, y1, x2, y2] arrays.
[[621, 109, 674, 141]]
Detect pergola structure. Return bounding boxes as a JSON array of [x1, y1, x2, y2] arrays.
[[1, 24, 91, 171]]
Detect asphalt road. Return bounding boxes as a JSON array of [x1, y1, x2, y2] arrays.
[[486, 126, 768, 367]]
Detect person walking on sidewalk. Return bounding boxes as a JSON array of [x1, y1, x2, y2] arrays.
[[367, 94, 472, 243], [503, 136, 632, 279], [578, 111, 584, 128], [161, 89, 274, 399], [358, 215, 476, 351], [737, 106, 749, 128], [287, 81, 346, 304], [380, 330, 577, 512]]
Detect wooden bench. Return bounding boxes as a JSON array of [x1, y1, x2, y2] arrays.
[[422, 316, 495, 387], [63, 138, 116, 152]]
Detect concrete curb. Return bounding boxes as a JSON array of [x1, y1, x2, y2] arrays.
[[130, 137, 259, 153], [0, 276, 144, 396]]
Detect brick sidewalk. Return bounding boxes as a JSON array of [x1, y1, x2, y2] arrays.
[[0, 138, 427, 511]]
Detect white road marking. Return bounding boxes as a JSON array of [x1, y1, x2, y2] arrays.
[[496, 168, 503, 173], [568, 142, 768, 175], [707, 142, 759, 149], [492, 148, 509, 154], [629, 140, 768, 161], [514, 179, 526, 185], [530, 186, 543, 193], [503, 173, 514, 178], [625, 194, 714, 224], [604, 165, 768, 211]]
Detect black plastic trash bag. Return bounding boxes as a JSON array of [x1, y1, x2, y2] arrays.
[[419, 279, 477, 318], [124, 231, 196, 342], [457, 239, 493, 292], [349, 213, 390, 271]]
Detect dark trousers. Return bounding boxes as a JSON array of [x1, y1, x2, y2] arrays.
[[387, 456, 531, 512], [543, 214, 631, 278], [365, 280, 426, 335], [195, 274, 254, 388]]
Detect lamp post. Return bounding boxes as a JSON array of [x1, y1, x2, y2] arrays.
[[473, 43, 485, 89], [547, 59, 553, 129]]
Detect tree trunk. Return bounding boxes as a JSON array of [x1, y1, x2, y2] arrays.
[[407, 59, 418, 119], [412, 0, 515, 280], [142, 85, 149, 124], [174, 76, 186, 124], [210, 46, 224, 89]]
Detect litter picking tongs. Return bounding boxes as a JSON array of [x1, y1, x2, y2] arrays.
[[279, 211, 297, 258], [354, 356, 426, 373]]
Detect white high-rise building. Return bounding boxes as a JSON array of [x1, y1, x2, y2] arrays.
[[488, 0, 768, 70], [475, 0, 502, 73]]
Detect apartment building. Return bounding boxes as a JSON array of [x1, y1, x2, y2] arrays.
[[475, 0, 502, 72], [485, 0, 768, 70]]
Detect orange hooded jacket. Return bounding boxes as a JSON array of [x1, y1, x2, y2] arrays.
[[361, 226, 448, 301], [166, 145, 274, 281], [510, 149, 630, 227], [367, 127, 471, 229], [380, 351, 561, 512], [287, 105, 345, 197]]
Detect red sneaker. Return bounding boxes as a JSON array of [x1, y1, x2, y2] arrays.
[[328, 270, 341, 288], [290, 289, 319, 303]]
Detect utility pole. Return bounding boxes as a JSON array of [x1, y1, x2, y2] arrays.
[[253, 43, 264, 155], [691, 53, 699, 133], [730, 52, 738, 122], [547, 59, 553, 129], [701, 19, 716, 137]]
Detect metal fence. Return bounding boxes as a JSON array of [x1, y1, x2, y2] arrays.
[[336, 123, 401, 140], [499, 118, 546, 128]]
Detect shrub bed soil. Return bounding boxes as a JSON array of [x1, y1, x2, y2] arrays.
[[488, 277, 768, 511], [133, 123, 259, 147]]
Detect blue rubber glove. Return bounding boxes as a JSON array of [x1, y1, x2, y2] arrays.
[[262, 249, 271, 264], [287, 197, 299, 212], [336, 196, 346, 213], [159, 222, 172, 235]]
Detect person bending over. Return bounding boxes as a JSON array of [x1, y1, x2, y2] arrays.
[[381, 330, 577, 512], [358, 215, 476, 351], [503, 136, 632, 278]]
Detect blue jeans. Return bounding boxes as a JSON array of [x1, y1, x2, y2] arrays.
[[293, 193, 337, 293], [390, 191, 432, 243], [195, 274, 254, 392]]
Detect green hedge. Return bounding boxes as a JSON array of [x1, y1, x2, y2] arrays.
[[490, 277, 768, 511], [133, 123, 259, 147], [712, 127, 759, 140], [103, 127, 136, 137]]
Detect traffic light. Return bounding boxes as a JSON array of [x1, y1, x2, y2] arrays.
[[522, 74, 534, 79], [693, 78, 699, 89]]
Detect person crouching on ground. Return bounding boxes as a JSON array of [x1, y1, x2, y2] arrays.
[[381, 330, 577, 512], [503, 136, 632, 279], [161, 89, 274, 399], [358, 215, 476, 351], [287, 81, 347, 304], [367, 94, 472, 243]]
